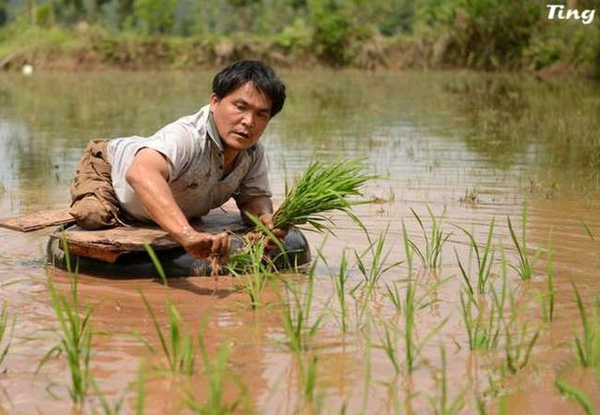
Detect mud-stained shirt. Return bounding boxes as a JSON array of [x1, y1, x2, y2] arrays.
[[107, 105, 272, 222]]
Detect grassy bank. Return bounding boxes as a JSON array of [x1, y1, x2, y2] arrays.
[[1, 22, 598, 77]]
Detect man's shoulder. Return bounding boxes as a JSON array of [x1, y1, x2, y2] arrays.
[[174, 105, 211, 131]]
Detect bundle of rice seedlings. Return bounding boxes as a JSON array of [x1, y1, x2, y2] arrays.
[[271, 158, 373, 233], [223, 159, 373, 276]]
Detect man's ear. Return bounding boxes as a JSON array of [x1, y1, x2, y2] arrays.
[[209, 93, 220, 112]]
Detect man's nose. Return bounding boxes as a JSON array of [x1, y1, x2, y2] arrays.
[[241, 111, 254, 128]]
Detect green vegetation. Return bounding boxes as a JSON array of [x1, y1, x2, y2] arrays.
[[41, 270, 93, 406], [572, 284, 600, 369], [185, 335, 246, 414], [140, 295, 196, 377], [555, 379, 596, 415], [0, 301, 15, 366], [406, 207, 450, 270], [1, 0, 598, 75], [455, 218, 495, 295], [272, 159, 372, 233]]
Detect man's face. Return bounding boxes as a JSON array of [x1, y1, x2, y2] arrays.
[[210, 82, 272, 153]]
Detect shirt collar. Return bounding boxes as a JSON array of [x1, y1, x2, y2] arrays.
[[206, 111, 224, 151]]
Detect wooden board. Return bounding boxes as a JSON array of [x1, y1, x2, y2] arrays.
[[52, 210, 249, 263], [0, 208, 75, 232]]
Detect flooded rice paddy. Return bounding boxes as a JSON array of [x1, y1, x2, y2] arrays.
[[0, 70, 599, 414]]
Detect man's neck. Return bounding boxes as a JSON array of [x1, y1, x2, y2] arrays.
[[223, 148, 239, 174]]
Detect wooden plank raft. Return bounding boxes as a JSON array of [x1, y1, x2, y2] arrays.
[[51, 210, 248, 263], [0, 207, 75, 232], [1, 202, 249, 263]]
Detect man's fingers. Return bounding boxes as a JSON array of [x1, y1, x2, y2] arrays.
[[211, 232, 230, 257]]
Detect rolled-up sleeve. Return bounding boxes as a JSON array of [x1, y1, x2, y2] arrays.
[[234, 144, 272, 206]]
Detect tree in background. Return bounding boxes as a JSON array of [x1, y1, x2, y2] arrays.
[[133, 0, 177, 34]]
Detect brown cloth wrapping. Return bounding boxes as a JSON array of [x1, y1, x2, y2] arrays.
[[69, 139, 127, 230]]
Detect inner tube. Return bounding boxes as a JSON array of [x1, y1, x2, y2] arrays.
[[46, 227, 311, 278]]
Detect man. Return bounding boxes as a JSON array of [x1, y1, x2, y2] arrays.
[[69, 60, 286, 261]]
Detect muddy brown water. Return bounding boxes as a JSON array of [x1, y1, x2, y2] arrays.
[[0, 71, 599, 414]]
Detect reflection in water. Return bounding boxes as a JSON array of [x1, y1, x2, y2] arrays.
[[0, 71, 599, 414]]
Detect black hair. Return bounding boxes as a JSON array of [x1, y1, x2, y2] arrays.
[[212, 60, 286, 117]]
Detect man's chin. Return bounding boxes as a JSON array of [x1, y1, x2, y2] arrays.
[[223, 136, 254, 151]]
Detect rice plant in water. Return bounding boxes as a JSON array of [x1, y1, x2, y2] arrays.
[[296, 354, 325, 414], [353, 227, 402, 295], [555, 379, 596, 415], [501, 320, 539, 375], [374, 320, 401, 374], [140, 295, 196, 377], [271, 159, 373, 233], [39, 235, 93, 406], [427, 346, 466, 415], [404, 278, 448, 373], [507, 205, 541, 281], [317, 248, 350, 333], [540, 238, 555, 323], [455, 218, 495, 295], [227, 239, 276, 309], [281, 267, 326, 352], [185, 335, 247, 414], [406, 207, 450, 270], [572, 283, 600, 368], [459, 289, 502, 351], [91, 378, 126, 415], [0, 301, 15, 366]]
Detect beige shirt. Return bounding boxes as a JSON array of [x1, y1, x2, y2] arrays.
[[107, 105, 271, 222]]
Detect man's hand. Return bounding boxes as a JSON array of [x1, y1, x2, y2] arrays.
[[258, 212, 289, 248], [178, 230, 230, 260]]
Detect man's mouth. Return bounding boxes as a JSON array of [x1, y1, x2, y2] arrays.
[[234, 131, 250, 139]]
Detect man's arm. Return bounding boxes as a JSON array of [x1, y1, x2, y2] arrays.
[[126, 148, 229, 259]]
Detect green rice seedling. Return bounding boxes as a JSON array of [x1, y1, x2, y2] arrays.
[[317, 248, 350, 333], [502, 321, 539, 375], [507, 205, 541, 281], [404, 278, 448, 373], [38, 233, 93, 406], [572, 283, 600, 368], [402, 219, 415, 276], [295, 354, 325, 414], [353, 227, 402, 295], [540, 238, 555, 323], [281, 272, 326, 353], [227, 239, 277, 310], [90, 378, 126, 415], [185, 335, 247, 415], [135, 368, 146, 415], [271, 159, 374, 233], [360, 314, 373, 415], [455, 219, 496, 295], [406, 207, 450, 270], [0, 301, 15, 366], [143, 243, 168, 286], [41, 271, 93, 405], [384, 281, 402, 313], [459, 289, 502, 351], [579, 219, 595, 241], [374, 320, 401, 374], [555, 379, 595, 415], [140, 295, 195, 377], [427, 346, 466, 415]]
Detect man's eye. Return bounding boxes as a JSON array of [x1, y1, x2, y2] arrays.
[[235, 103, 245, 110]]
